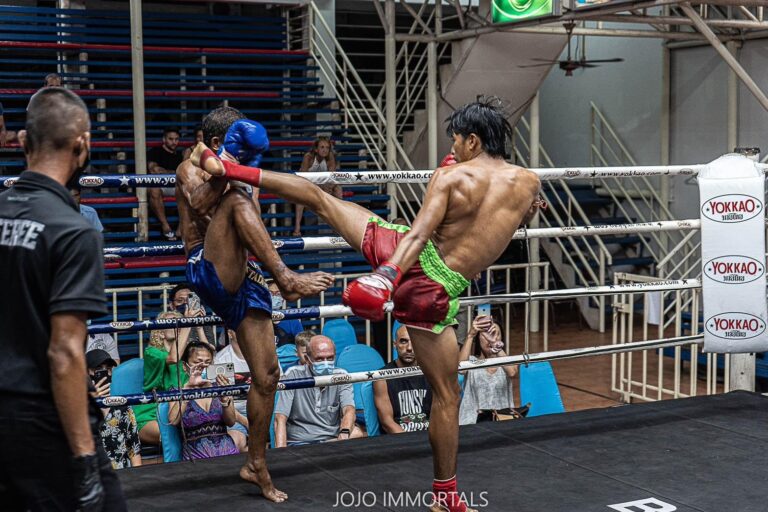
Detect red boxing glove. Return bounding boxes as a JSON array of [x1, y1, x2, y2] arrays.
[[439, 153, 457, 168], [342, 262, 402, 321]]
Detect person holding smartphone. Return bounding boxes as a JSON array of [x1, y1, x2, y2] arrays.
[[168, 341, 239, 460], [458, 307, 519, 425], [86, 350, 142, 470]]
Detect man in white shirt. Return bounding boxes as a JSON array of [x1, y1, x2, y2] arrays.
[[213, 329, 251, 451], [86, 333, 119, 365]]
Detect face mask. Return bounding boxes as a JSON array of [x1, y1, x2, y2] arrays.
[[67, 151, 90, 190], [311, 359, 335, 376], [271, 294, 285, 311]]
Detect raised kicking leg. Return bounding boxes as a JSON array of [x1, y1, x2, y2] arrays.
[[407, 326, 476, 512], [235, 310, 285, 502], [204, 189, 333, 300], [192, 145, 375, 251]]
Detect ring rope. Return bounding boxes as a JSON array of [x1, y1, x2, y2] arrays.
[[102, 220, 702, 258], [95, 334, 703, 408], [88, 279, 704, 335], [6, 163, 764, 190]]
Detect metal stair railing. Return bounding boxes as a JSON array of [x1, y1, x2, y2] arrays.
[[290, 2, 425, 222], [515, 117, 612, 282], [590, 102, 697, 278], [513, 121, 609, 315]]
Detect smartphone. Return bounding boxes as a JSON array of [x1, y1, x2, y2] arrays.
[[476, 303, 491, 318], [203, 363, 235, 383], [93, 368, 111, 385], [187, 292, 201, 313]]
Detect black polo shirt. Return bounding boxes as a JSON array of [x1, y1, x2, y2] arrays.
[[0, 171, 106, 398], [147, 145, 183, 173]]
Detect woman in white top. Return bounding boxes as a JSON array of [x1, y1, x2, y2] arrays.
[[293, 137, 340, 236], [458, 315, 518, 425]]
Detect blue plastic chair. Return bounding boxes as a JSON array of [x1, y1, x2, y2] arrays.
[[276, 344, 299, 372], [337, 344, 385, 425], [111, 358, 144, 396], [360, 381, 380, 437], [519, 362, 565, 417], [322, 319, 358, 353], [157, 402, 183, 462]]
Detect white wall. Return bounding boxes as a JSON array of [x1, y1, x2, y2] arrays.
[[537, 35, 664, 167]]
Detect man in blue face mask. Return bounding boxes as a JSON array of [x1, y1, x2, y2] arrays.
[[273, 335, 360, 447]]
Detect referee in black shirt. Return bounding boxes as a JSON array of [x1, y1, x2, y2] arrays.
[[0, 88, 126, 511]]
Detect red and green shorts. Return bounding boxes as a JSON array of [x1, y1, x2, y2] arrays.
[[360, 217, 470, 334]]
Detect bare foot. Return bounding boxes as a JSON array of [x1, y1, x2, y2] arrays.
[[190, 143, 226, 176], [277, 271, 334, 302], [240, 462, 287, 503]]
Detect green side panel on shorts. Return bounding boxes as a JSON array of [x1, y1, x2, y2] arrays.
[[369, 216, 411, 234], [419, 240, 470, 334], [369, 216, 470, 334]]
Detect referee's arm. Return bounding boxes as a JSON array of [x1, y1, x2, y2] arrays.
[[49, 311, 96, 455]]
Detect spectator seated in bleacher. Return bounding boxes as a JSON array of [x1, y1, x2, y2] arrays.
[[374, 324, 432, 434], [294, 330, 315, 365], [133, 311, 192, 446], [168, 283, 216, 346], [293, 137, 340, 237], [213, 329, 251, 452], [182, 125, 204, 161], [86, 349, 142, 469], [70, 187, 103, 233], [274, 335, 362, 446], [168, 341, 239, 461], [87, 330, 119, 365], [267, 280, 304, 346], [147, 127, 183, 240], [458, 314, 519, 425]]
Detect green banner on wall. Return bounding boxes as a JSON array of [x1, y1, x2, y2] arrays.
[[491, 0, 554, 23]]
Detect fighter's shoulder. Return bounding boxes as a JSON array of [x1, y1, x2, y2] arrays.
[[176, 159, 204, 182], [504, 165, 540, 187]]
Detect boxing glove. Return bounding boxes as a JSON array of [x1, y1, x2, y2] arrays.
[[73, 453, 105, 512], [343, 262, 402, 321], [220, 119, 270, 165], [439, 153, 457, 167]]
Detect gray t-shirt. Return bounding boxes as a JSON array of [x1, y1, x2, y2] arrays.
[[274, 365, 355, 444], [459, 355, 515, 425]]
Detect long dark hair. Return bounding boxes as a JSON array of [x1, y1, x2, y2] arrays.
[[445, 97, 512, 158]]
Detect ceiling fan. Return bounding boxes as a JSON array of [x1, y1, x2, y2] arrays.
[[519, 22, 624, 76]]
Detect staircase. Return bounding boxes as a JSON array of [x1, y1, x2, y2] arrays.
[[513, 114, 659, 330]]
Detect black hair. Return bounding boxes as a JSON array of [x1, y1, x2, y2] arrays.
[[25, 88, 89, 155], [170, 282, 192, 301], [181, 341, 214, 363], [201, 106, 246, 148], [44, 72, 61, 86], [445, 97, 512, 158], [163, 126, 180, 137]]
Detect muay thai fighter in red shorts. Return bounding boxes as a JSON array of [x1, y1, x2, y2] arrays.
[[191, 99, 544, 512]]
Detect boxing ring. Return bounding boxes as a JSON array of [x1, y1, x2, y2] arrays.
[[19, 158, 767, 510]]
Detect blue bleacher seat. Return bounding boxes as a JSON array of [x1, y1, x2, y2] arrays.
[[519, 362, 565, 417], [360, 381, 380, 437], [337, 344, 385, 425], [111, 358, 143, 396], [157, 402, 183, 462], [322, 319, 358, 353], [277, 344, 300, 372]]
